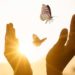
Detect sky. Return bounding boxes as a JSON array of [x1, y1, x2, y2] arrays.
[[0, 0, 75, 75]]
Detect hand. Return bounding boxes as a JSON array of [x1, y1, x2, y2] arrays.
[[4, 23, 32, 75], [4, 23, 19, 55], [46, 14, 75, 75]]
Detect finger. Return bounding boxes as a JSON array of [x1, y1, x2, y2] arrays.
[[69, 14, 75, 40], [6, 23, 15, 38], [6, 23, 13, 35], [57, 28, 68, 46], [5, 23, 17, 48], [70, 14, 75, 32]]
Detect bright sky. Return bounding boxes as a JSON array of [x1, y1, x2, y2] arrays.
[[0, 0, 75, 75]]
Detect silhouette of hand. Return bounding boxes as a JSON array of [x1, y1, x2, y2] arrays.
[[46, 14, 75, 75], [4, 23, 32, 75]]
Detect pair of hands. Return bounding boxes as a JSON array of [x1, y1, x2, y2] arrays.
[[4, 14, 75, 75]]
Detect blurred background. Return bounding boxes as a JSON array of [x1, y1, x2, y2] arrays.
[[0, 0, 75, 75]]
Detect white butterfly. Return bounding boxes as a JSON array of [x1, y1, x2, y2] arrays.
[[40, 4, 52, 23]]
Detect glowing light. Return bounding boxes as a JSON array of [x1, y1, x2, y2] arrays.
[[16, 33, 49, 63]]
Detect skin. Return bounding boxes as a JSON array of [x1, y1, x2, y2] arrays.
[[4, 23, 33, 75], [46, 14, 75, 75], [4, 14, 75, 75]]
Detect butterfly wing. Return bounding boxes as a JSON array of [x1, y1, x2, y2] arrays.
[[33, 34, 40, 41], [41, 38, 47, 43], [40, 4, 52, 23], [33, 34, 41, 46], [33, 34, 47, 46], [47, 5, 52, 18]]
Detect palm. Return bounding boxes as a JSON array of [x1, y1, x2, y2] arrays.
[[46, 14, 75, 75], [4, 23, 32, 75], [46, 29, 69, 71]]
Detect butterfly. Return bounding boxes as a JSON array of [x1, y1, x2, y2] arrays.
[[40, 4, 52, 23], [32, 34, 47, 46]]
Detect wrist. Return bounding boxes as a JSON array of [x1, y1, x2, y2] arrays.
[[46, 62, 62, 75]]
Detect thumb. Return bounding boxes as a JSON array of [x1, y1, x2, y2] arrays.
[[57, 28, 68, 46]]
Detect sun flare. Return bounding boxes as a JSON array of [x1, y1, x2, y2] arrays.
[[18, 36, 48, 63]]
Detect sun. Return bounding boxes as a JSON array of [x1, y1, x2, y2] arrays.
[[16, 21, 60, 63], [18, 35, 48, 63]]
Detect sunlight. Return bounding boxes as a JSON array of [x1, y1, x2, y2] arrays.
[[19, 36, 47, 63], [0, 0, 75, 75], [0, 0, 74, 65]]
